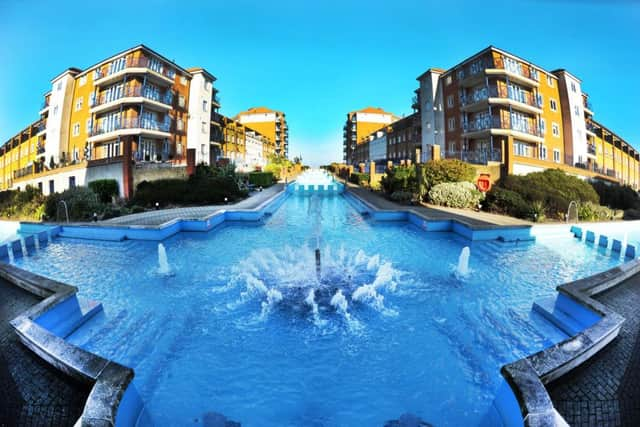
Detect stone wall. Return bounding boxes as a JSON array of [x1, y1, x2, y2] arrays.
[[132, 164, 188, 190]]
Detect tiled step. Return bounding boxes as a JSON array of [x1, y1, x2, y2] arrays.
[[532, 296, 586, 336], [34, 295, 103, 338]]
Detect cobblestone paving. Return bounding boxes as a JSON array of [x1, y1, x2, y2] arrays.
[[0, 280, 89, 427], [548, 278, 640, 426], [103, 184, 283, 226]]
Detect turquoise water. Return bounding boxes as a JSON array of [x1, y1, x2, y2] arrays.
[[13, 194, 624, 426]]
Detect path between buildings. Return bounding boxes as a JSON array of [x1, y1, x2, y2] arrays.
[[102, 184, 284, 226], [547, 277, 640, 426], [0, 280, 90, 426]]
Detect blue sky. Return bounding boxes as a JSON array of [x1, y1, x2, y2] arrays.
[[1, 0, 638, 166]]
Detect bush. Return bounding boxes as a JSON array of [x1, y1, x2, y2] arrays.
[[45, 186, 102, 221], [428, 181, 484, 209], [133, 176, 247, 207], [88, 179, 119, 203], [422, 159, 476, 189], [624, 208, 640, 220], [381, 166, 417, 196], [0, 186, 46, 220], [248, 172, 274, 187], [349, 172, 369, 186], [499, 169, 599, 217], [578, 201, 615, 221], [484, 187, 531, 218], [390, 191, 413, 203], [591, 180, 640, 210]]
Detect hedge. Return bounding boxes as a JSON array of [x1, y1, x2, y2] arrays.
[[591, 180, 640, 210], [248, 172, 274, 187], [88, 179, 119, 203], [133, 176, 247, 207], [349, 172, 370, 186], [422, 159, 476, 189], [428, 181, 484, 209]]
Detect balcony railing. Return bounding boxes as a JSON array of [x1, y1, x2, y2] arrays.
[[462, 116, 543, 137], [460, 85, 537, 108], [94, 86, 173, 107], [90, 117, 170, 136], [493, 55, 536, 81], [446, 149, 502, 165], [586, 122, 598, 134], [588, 144, 596, 155], [94, 56, 176, 81]]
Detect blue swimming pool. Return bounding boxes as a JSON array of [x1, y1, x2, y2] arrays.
[[12, 188, 626, 426]]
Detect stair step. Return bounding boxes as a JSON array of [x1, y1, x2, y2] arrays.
[[532, 296, 584, 336], [35, 295, 103, 338]]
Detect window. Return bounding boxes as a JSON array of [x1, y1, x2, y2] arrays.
[[539, 145, 547, 160], [53, 106, 59, 116], [570, 82, 576, 92], [178, 95, 185, 108], [539, 118, 546, 134], [177, 119, 184, 131], [86, 118, 92, 134], [536, 93, 543, 108], [57, 81, 62, 91], [202, 100, 208, 112], [69, 176, 76, 188], [553, 149, 560, 163], [552, 123, 560, 137], [448, 117, 456, 131], [447, 95, 454, 108], [513, 141, 531, 157], [79, 76, 87, 86], [550, 99, 558, 112], [72, 122, 80, 137], [49, 180, 54, 194], [547, 75, 554, 87], [201, 121, 207, 133], [180, 76, 188, 85], [445, 75, 452, 86], [574, 105, 580, 116], [75, 97, 83, 111]]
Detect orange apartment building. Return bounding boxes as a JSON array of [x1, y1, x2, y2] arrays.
[[343, 107, 399, 164], [235, 107, 288, 158], [0, 45, 223, 198], [416, 46, 639, 188]]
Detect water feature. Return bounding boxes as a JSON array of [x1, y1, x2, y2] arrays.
[[7, 243, 14, 263], [157, 243, 171, 276], [20, 237, 28, 257], [11, 170, 627, 426], [456, 246, 471, 278], [34, 236, 40, 251]]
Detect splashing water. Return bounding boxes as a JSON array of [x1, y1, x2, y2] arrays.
[[34, 237, 40, 251], [157, 243, 173, 276], [227, 245, 405, 326], [20, 238, 28, 257], [455, 246, 471, 278], [7, 244, 14, 263]]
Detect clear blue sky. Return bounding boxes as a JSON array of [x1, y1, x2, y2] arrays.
[[1, 0, 638, 166]]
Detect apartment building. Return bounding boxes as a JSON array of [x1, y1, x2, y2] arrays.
[[0, 45, 222, 198], [417, 46, 639, 188], [235, 107, 288, 158], [220, 115, 273, 172], [343, 107, 399, 164]]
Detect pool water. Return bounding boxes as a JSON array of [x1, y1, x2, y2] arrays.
[[13, 193, 624, 426]]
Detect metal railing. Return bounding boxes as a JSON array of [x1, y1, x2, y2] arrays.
[[94, 85, 173, 107], [445, 149, 502, 165], [95, 57, 176, 81], [90, 117, 171, 136], [460, 85, 537, 107], [462, 116, 543, 137]]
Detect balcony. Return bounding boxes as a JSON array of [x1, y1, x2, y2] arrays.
[[583, 100, 594, 115], [91, 85, 173, 113], [88, 117, 171, 143], [93, 57, 176, 87], [462, 116, 544, 144], [445, 149, 502, 165], [460, 85, 542, 114], [585, 122, 598, 137], [39, 100, 50, 115], [587, 144, 597, 155], [486, 56, 539, 88]]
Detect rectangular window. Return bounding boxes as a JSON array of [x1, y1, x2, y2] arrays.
[[574, 105, 580, 116], [550, 99, 558, 112], [72, 123, 80, 137], [203, 100, 208, 112], [201, 121, 207, 133], [75, 97, 83, 111], [553, 149, 560, 163], [177, 119, 184, 131], [570, 82, 576, 92], [49, 180, 54, 194], [536, 93, 543, 108], [539, 118, 546, 134], [448, 117, 456, 131], [178, 95, 185, 108], [445, 75, 452, 86], [547, 75, 554, 87], [69, 176, 76, 188], [447, 95, 454, 108], [79, 76, 87, 86], [180, 76, 188, 85], [86, 118, 92, 134], [552, 123, 560, 137], [539, 145, 547, 160]]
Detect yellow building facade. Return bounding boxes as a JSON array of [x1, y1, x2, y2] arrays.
[[235, 107, 288, 158]]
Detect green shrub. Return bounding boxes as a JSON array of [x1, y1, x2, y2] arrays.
[[422, 159, 476, 189], [133, 176, 246, 207], [381, 166, 417, 196], [484, 187, 531, 218], [349, 172, 370, 186], [591, 180, 640, 210], [578, 201, 615, 221], [45, 186, 102, 221], [428, 181, 484, 209], [624, 208, 640, 220], [88, 179, 119, 203], [390, 191, 413, 203], [0, 186, 46, 220], [249, 172, 274, 187]]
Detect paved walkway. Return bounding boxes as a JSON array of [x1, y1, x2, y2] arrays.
[[103, 184, 284, 226], [0, 280, 89, 426], [346, 185, 531, 229], [548, 277, 640, 426]]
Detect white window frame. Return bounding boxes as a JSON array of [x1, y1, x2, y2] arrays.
[[550, 99, 558, 112], [72, 122, 80, 137], [547, 75, 554, 87], [75, 97, 83, 111], [539, 144, 547, 160], [79, 76, 87, 87], [574, 105, 580, 116], [448, 117, 456, 131], [445, 75, 452, 86], [447, 95, 454, 108], [202, 100, 208, 112], [553, 149, 561, 163], [85, 118, 92, 134], [539, 118, 546, 134], [552, 122, 560, 137], [570, 82, 576, 92]]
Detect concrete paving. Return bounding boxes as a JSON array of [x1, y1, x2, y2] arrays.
[[103, 184, 284, 226], [548, 277, 640, 426], [0, 280, 89, 426]]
